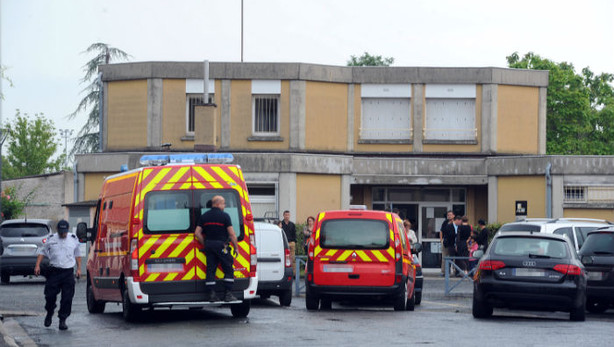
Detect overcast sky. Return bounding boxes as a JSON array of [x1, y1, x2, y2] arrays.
[[1, 0, 613, 154]]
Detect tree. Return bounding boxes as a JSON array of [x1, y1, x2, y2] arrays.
[[347, 52, 394, 66], [1, 186, 26, 220], [507, 52, 614, 154], [3, 110, 64, 179], [69, 43, 130, 154]]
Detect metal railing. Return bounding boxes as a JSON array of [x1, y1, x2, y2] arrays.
[[443, 256, 476, 295], [294, 255, 307, 296]]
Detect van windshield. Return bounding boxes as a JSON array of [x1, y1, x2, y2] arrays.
[[320, 219, 389, 249]]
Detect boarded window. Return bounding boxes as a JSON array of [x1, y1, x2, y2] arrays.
[[361, 98, 411, 140]]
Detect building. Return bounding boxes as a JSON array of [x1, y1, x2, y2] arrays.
[[73, 61, 614, 269]]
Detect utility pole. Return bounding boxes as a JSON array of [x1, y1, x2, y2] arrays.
[[241, 0, 244, 62], [59, 129, 74, 168]]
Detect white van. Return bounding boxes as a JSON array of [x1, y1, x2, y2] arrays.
[[254, 222, 293, 306]]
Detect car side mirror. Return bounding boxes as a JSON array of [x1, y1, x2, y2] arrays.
[[411, 242, 423, 254], [76, 222, 90, 243], [473, 250, 484, 259]]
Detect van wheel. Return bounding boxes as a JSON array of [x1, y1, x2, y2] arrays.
[[0, 272, 9, 284], [306, 290, 319, 311], [279, 289, 292, 307], [472, 295, 493, 319], [230, 300, 251, 318], [406, 291, 415, 311], [87, 280, 105, 313], [393, 282, 407, 311], [415, 292, 422, 305], [586, 298, 608, 313], [122, 288, 141, 322]]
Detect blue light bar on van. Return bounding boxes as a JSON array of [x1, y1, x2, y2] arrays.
[[139, 153, 234, 166]]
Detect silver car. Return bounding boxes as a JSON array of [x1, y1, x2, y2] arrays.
[[0, 219, 54, 284]]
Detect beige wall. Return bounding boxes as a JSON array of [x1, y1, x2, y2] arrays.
[[84, 173, 116, 201], [162, 79, 191, 150], [230, 80, 290, 150], [497, 85, 539, 154], [107, 80, 148, 150], [296, 174, 341, 223], [563, 208, 614, 221], [305, 82, 348, 151], [497, 176, 545, 223]]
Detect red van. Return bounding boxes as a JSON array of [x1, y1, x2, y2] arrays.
[[305, 210, 417, 311]]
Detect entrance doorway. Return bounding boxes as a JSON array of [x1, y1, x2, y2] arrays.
[[419, 205, 449, 269]]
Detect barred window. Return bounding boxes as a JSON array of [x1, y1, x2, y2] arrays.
[[564, 186, 586, 202], [253, 95, 279, 135], [186, 93, 214, 134]]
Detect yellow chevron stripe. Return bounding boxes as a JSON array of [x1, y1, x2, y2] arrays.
[[183, 269, 195, 280], [325, 249, 337, 257], [356, 250, 372, 262], [185, 250, 195, 265], [139, 263, 145, 276], [180, 182, 192, 190], [169, 236, 192, 258], [236, 254, 250, 270], [318, 213, 326, 222], [215, 267, 224, 279], [337, 250, 353, 261], [386, 213, 392, 223], [239, 241, 249, 254], [139, 236, 159, 258], [235, 271, 246, 278], [387, 247, 395, 258], [145, 273, 160, 282], [373, 250, 388, 262], [150, 235, 178, 258], [141, 167, 172, 201], [196, 250, 206, 264], [193, 167, 223, 188], [212, 166, 234, 184], [106, 172, 139, 184], [195, 266, 205, 279], [193, 182, 205, 189], [163, 273, 178, 281], [314, 245, 322, 257], [170, 167, 189, 184]]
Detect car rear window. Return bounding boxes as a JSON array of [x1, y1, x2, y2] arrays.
[[320, 218, 389, 249], [0, 224, 50, 237], [498, 224, 542, 232], [577, 226, 601, 248], [581, 232, 614, 255], [492, 237, 568, 259]]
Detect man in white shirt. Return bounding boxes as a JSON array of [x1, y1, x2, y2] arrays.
[[34, 220, 81, 330]]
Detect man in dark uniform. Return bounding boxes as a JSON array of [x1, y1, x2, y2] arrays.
[[442, 216, 461, 276], [476, 219, 490, 252], [195, 195, 239, 302], [34, 220, 81, 330]]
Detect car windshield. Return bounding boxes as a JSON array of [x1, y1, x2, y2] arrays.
[[492, 237, 568, 259], [498, 224, 542, 232], [320, 218, 389, 249], [0, 224, 50, 237], [581, 232, 614, 255]]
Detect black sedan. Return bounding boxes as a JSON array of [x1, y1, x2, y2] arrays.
[[472, 232, 586, 321], [579, 227, 614, 313]]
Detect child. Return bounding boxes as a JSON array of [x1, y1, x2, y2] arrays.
[[467, 230, 479, 270]]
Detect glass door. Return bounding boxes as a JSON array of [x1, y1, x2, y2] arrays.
[[419, 205, 450, 269]]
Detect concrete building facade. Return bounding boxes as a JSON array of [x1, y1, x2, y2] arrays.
[[73, 62, 614, 269]]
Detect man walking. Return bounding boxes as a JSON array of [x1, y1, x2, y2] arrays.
[[281, 210, 297, 272], [195, 195, 240, 302], [34, 220, 81, 330]]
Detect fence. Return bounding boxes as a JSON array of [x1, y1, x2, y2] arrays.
[[443, 256, 476, 295]]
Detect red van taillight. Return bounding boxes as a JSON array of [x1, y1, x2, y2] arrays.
[[285, 248, 292, 267], [308, 236, 315, 260], [394, 237, 402, 260], [249, 233, 257, 276], [130, 239, 138, 274], [479, 260, 506, 271], [553, 264, 583, 276]]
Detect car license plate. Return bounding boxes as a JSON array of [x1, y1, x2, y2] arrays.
[[8, 245, 37, 256], [587, 271, 603, 281], [323, 265, 353, 273], [514, 268, 545, 277], [147, 263, 184, 273]]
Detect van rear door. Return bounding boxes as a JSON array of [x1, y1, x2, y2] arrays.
[[314, 214, 395, 287], [255, 224, 285, 282]]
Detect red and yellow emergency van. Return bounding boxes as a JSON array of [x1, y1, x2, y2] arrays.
[[77, 153, 258, 320], [305, 209, 416, 311]]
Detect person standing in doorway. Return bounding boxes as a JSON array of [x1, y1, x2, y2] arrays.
[[34, 220, 81, 330], [476, 219, 490, 252], [194, 195, 240, 302], [281, 210, 297, 273], [439, 210, 455, 276], [442, 215, 461, 276]]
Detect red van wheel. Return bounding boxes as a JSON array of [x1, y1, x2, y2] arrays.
[[393, 282, 407, 311]]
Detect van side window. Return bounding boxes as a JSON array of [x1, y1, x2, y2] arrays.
[[144, 191, 191, 234], [553, 227, 575, 248], [396, 220, 408, 252], [196, 190, 244, 240]]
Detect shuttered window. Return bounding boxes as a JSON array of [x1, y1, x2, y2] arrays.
[[361, 98, 411, 140], [424, 98, 476, 140]]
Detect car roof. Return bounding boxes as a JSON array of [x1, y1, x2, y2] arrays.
[[254, 221, 282, 231], [319, 210, 398, 219], [0, 219, 54, 227]]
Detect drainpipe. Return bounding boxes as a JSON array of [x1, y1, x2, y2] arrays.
[[545, 162, 552, 218]]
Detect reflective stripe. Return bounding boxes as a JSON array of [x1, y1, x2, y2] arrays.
[[223, 279, 234, 282]]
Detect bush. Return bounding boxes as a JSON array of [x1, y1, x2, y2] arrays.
[[1, 186, 26, 220]]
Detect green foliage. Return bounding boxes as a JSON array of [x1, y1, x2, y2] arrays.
[[69, 43, 130, 155], [486, 222, 502, 243], [347, 52, 394, 66], [507, 52, 614, 154], [1, 186, 26, 220], [3, 110, 64, 179]]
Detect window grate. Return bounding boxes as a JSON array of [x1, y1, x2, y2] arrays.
[[253, 95, 279, 134], [564, 186, 586, 202]]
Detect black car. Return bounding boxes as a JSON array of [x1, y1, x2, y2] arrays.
[[579, 228, 614, 313], [472, 232, 586, 321]]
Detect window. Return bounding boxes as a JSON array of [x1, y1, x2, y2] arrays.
[[0, 224, 50, 237], [252, 80, 281, 136], [360, 84, 411, 141], [185, 79, 215, 135], [553, 227, 575, 248], [252, 95, 280, 135], [197, 190, 244, 240], [320, 219, 389, 249], [145, 191, 191, 234], [492, 237, 568, 259], [424, 84, 476, 141], [564, 186, 586, 202], [564, 185, 614, 203]]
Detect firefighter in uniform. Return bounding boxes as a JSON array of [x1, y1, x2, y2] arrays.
[[34, 220, 81, 330], [195, 195, 240, 302]]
